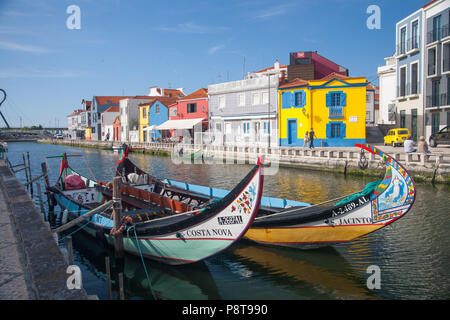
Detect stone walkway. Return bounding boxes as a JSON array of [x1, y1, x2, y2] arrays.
[[0, 170, 34, 299]]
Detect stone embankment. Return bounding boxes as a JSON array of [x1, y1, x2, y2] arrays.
[[38, 139, 450, 184]]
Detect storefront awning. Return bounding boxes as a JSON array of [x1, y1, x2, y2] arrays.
[[154, 118, 204, 130]]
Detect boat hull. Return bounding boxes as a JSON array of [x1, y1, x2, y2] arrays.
[[52, 162, 263, 265]]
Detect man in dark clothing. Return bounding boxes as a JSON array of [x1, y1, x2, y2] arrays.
[[309, 128, 317, 149]]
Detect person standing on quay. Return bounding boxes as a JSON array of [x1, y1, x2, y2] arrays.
[[309, 128, 317, 149], [303, 131, 309, 148]]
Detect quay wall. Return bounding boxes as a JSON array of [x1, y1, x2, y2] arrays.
[[0, 159, 88, 300], [37, 139, 450, 184]]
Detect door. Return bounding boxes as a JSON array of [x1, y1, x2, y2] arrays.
[[287, 119, 297, 145]]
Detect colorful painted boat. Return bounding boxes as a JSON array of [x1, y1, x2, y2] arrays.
[[112, 143, 415, 248], [46, 153, 264, 265]]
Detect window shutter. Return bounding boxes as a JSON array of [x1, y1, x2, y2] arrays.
[[341, 123, 346, 138], [302, 91, 306, 107], [326, 93, 331, 107], [341, 93, 346, 107], [326, 123, 331, 138]]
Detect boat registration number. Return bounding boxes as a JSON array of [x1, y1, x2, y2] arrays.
[[331, 196, 369, 218]]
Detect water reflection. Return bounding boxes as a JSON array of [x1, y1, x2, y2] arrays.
[[5, 142, 450, 300]]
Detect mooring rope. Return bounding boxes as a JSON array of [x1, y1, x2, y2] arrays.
[[132, 226, 157, 300]]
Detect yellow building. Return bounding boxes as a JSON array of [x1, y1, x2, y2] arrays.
[[278, 73, 367, 147], [85, 126, 92, 140], [138, 102, 149, 142]]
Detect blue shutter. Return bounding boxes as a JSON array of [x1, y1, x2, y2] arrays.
[[282, 92, 288, 108], [326, 93, 331, 107], [326, 123, 331, 138], [341, 93, 346, 106], [341, 123, 346, 138], [302, 91, 306, 107]]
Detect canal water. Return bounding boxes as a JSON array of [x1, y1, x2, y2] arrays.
[[5, 141, 450, 300]]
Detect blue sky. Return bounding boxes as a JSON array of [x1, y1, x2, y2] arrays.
[[0, 0, 428, 128]]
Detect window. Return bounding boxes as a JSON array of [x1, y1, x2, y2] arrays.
[[262, 91, 269, 104], [411, 20, 419, 50], [187, 103, 197, 113], [238, 93, 245, 106], [243, 122, 250, 135], [293, 91, 305, 108], [155, 104, 160, 114], [432, 80, 440, 107], [263, 121, 270, 134], [252, 92, 260, 105], [326, 91, 346, 107], [428, 47, 437, 76], [443, 42, 450, 73], [433, 15, 442, 42], [400, 26, 406, 54], [432, 112, 440, 134], [399, 67, 406, 96], [411, 62, 418, 95], [218, 96, 225, 109], [326, 122, 346, 138], [142, 107, 146, 118]]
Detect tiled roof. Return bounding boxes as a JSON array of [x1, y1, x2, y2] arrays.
[[163, 89, 186, 98], [255, 64, 287, 73], [104, 106, 120, 113], [278, 78, 309, 89], [67, 109, 83, 117], [178, 88, 208, 101], [318, 72, 350, 81]]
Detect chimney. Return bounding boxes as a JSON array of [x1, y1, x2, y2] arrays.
[[280, 70, 286, 84], [274, 60, 280, 70]]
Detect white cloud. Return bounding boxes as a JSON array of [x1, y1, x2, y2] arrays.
[[208, 44, 225, 54], [0, 40, 50, 53], [155, 22, 228, 34], [254, 4, 293, 19]]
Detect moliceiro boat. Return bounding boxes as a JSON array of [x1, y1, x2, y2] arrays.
[[46, 153, 264, 265], [112, 143, 416, 248]]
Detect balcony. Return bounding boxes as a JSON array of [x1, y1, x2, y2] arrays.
[[427, 25, 449, 45], [328, 106, 343, 119], [426, 93, 449, 108]]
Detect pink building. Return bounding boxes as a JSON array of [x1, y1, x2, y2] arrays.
[[166, 88, 209, 139], [288, 51, 349, 82]]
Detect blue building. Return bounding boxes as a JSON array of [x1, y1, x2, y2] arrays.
[[145, 97, 177, 141]]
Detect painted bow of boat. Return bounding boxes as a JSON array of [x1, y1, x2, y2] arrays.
[[244, 143, 416, 248]]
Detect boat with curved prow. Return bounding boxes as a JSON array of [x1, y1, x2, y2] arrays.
[[245, 143, 416, 248], [46, 153, 264, 265]]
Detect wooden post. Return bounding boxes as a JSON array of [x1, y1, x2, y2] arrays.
[[41, 162, 53, 224], [22, 154, 29, 191], [105, 256, 112, 300], [118, 272, 125, 300], [27, 152, 33, 196], [112, 177, 124, 259], [36, 183, 46, 216], [64, 236, 74, 265]]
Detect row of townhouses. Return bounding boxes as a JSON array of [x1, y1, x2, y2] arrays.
[[377, 0, 449, 141], [68, 51, 377, 147]]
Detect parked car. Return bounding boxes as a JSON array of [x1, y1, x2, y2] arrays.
[[429, 126, 450, 147], [383, 128, 410, 147], [54, 134, 63, 140]]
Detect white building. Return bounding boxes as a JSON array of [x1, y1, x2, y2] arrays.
[[100, 106, 120, 141], [377, 56, 397, 125]]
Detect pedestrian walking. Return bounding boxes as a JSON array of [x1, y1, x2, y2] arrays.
[[309, 128, 317, 149], [303, 131, 309, 148]]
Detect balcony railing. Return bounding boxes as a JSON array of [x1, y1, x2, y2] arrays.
[[396, 36, 421, 56], [397, 83, 409, 98], [328, 106, 343, 119], [426, 93, 449, 108], [427, 25, 449, 44]]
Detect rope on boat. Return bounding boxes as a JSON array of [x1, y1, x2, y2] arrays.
[[51, 200, 114, 233], [131, 226, 157, 300], [57, 220, 91, 243]]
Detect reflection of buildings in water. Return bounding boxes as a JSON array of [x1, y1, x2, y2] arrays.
[[229, 244, 377, 300], [69, 229, 220, 300]]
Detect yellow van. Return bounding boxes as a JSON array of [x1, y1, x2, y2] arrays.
[[384, 128, 411, 147]]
